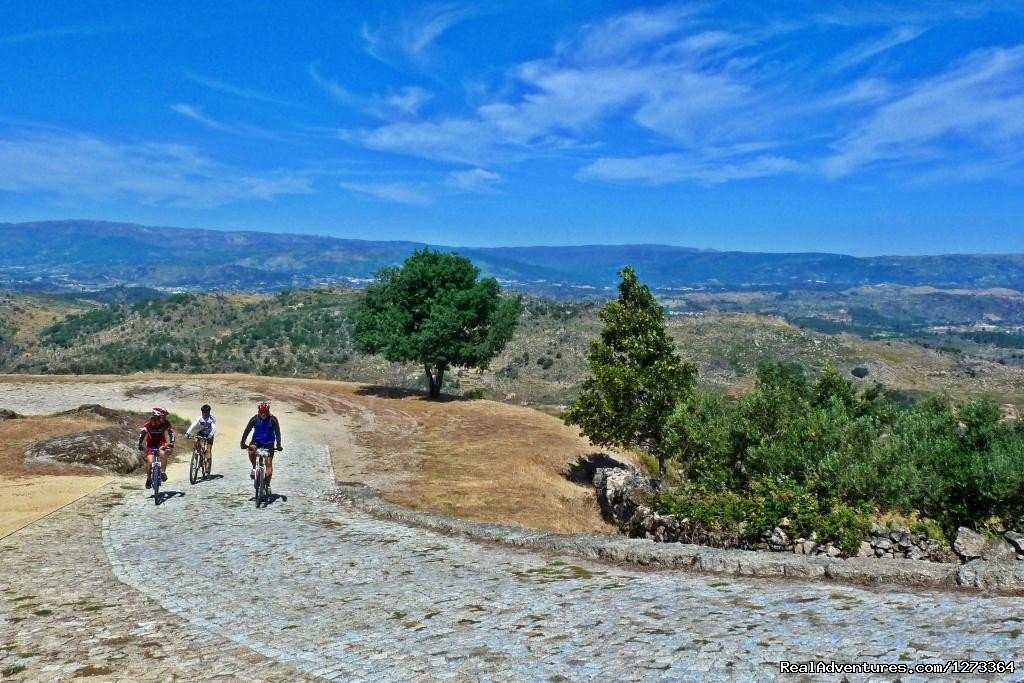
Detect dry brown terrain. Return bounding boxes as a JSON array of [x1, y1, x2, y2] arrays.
[[240, 377, 629, 534], [0, 374, 625, 537], [0, 413, 117, 536]]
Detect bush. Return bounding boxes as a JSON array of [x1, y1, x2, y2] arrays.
[[655, 477, 871, 556], [663, 362, 1024, 542]]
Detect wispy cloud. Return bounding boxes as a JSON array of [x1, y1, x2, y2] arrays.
[[171, 104, 279, 139], [0, 23, 120, 45], [310, 63, 432, 121], [358, 6, 759, 164], [346, 4, 1024, 187], [184, 72, 295, 107], [0, 129, 312, 207], [379, 86, 432, 118], [339, 180, 431, 205], [308, 62, 359, 106], [447, 168, 501, 191], [362, 3, 474, 65], [831, 26, 926, 71], [824, 46, 1024, 178], [580, 153, 804, 186]]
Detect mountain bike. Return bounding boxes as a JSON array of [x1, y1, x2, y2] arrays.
[[148, 446, 163, 504], [188, 435, 211, 485], [251, 445, 272, 508]]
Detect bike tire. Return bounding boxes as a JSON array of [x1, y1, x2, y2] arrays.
[[254, 468, 265, 508], [189, 447, 201, 485], [153, 462, 161, 504]]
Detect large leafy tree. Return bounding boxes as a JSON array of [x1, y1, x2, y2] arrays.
[[564, 266, 696, 477], [353, 249, 521, 399]]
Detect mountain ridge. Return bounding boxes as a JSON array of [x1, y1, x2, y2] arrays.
[[3, 219, 1024, 293]]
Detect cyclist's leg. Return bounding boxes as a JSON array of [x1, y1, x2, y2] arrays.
[[265, 453, 274, 483], [247, 444, 257, 476]]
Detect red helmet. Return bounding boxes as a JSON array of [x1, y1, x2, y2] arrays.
[[257, 402, 270, 413], [151, 407, 169, 417]]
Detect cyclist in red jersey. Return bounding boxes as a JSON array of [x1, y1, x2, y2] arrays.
[[138, 407, 175, 489]]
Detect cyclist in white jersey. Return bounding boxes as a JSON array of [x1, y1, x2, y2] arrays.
[[185, 404, 217, 469]]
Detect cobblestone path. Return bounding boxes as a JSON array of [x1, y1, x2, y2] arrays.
[[4, 435, 1024, 681]]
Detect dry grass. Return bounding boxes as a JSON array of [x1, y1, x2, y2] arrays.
[[243, 376, 629, 534], [0, 412, 116, 538]]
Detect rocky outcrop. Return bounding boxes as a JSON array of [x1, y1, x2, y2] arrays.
[[25, 427, 143, 474], [22, 405, 147, 474], [0, 408, 21, 421]]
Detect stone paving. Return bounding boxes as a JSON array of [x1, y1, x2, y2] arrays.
[[3, 430, 1024, 680]]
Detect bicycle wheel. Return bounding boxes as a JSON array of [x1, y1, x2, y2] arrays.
[[152, 462, 161, 504], [254, 468, 265, 508], [189, 446, 201, 485]]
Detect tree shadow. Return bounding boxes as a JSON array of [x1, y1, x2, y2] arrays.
[[354, 385, 472, 402], [566, 452, 632, 485]]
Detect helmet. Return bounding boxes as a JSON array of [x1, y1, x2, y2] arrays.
[[201, 404, 211, 413], [257, 402, 270, 413], [152, 407, 168, 418]]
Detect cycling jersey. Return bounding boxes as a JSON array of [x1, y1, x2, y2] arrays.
[[138, 418, 175, 450], [241, 414, 281, 448], [186, 414, 217, 438]]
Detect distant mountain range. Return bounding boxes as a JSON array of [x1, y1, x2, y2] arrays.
[[3, 220, 1024, 295]]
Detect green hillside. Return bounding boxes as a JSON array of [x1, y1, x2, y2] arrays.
[[3, 287, 1024, 411]]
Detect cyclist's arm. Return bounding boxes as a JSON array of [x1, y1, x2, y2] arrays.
[[240, 416, 256, 446], [137, 426, 147, 450], [271, 415, 282, 449], [208, 415, 217, 438], [185, 415, 201, 438], [166, 425, 176, 447]]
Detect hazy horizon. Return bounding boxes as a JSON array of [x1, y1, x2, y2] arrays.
[[3, 1, 1024, 255]]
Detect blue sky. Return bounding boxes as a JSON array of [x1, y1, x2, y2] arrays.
[[2, 1, 1024, 255]]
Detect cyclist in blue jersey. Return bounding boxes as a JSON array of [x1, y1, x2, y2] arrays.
[[240, 401, 282, 495]]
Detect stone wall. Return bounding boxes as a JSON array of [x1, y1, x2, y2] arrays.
[[592, 466, 1018, 566]]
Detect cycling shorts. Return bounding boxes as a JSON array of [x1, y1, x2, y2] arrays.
[[249, 441, 276, 457]]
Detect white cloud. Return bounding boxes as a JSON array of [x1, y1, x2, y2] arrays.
[[0, 130, 312, 207], [0, 23, 120, 45], [339, 180, 431, 205], [831, 26, 926, 71], [824, 46, 1024, 177], [184, 72, 295, 107], [383, 86, 432, 117], [447, 168, 501, 191], [579, 153, 804, 186], [170, 104, 278, 139], [362, 3, 473, 65], [820, 78, 894, 108], [359, 6, 758, 163], [308, 62, 359, 106]]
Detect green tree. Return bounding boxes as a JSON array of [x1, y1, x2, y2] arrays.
[[353, 249, 521, 399], [564, 266, 696, 477]]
